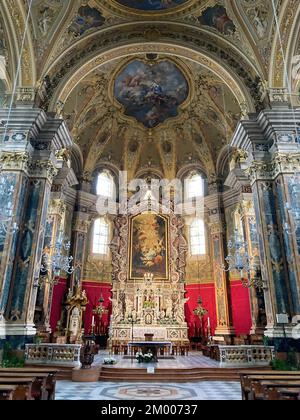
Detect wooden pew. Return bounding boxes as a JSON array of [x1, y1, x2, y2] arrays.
[[265, 387, 300, 401], [240, 371, 300, 400], [0, 385, 18, 401], [0, 378, 35, 400], [0, 373, 48, 400], [0, 368, 58, 400]]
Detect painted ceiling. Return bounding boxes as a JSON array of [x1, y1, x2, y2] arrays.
[[114, 0, 188, 11], [63, 55, 241, 180], [114, 59, 189, 128]]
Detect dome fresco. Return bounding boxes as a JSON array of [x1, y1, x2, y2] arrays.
[[114, 59, 189, 128], [114, 0, 188, 11]]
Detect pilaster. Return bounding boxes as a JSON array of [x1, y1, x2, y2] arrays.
[[0, 108, 74, 345], [208, 194, 235, 339], [231, 107, 300, 345]]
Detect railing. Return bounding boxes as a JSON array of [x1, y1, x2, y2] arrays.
[[25, 343, 82, 367], [219, 345, 275, 367]]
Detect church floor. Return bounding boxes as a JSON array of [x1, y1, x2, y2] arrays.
[[55, 380, 242, 401], [94, 351, 221, 369], [55, 352, 241, 400]]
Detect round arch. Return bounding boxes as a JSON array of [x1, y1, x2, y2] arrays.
[[268, 0, 300, 90], [38, 22, 263, 115]]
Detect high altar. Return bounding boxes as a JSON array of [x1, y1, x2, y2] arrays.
[[110, 200, 189, 345]]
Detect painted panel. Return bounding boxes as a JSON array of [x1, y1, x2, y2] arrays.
[[115, 0, 187, 11], [130, 214, 168, 279], [115, 59, 189, 128]]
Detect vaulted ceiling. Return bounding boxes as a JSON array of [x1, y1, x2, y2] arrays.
[[1, 0, 300, 181]]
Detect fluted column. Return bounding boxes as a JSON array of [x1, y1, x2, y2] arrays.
[[70, 211, 91, 290], [209, 206, 235, 338], [240, 200, 266, 336]]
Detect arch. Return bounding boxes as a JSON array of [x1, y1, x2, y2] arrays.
[[177, 163, 208, 181], [269, 0, 300, 89], [38, 22, 262, 115], [0, 0, 36, 88], [216, 145, 236, 179]]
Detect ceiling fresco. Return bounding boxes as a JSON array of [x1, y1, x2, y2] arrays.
[[62, 55, 241, 179], [114, 59, 189, 128], [1, 0, 296, 179], [114, 0, 188, 11]]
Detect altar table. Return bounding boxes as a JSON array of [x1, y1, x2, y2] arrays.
[[128, 341, 173, 362]]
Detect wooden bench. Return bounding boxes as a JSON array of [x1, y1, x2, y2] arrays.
[[0, 368, 58, 400], [251, 378, 300, 400], [0, 373, 49, 400], [0, 385, 18, 401], [0, 377, 35, 400], [265, 387, 300, 401], [240, 371, 300, 401]]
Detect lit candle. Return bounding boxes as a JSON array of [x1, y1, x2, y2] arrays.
[[207, 317, 211, 329], [92, 316, 95, 327]]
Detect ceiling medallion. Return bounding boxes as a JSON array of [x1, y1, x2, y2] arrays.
[[114, 59, 189, 129], [114, 0, 188, 11], [110, 0, 195, 15]]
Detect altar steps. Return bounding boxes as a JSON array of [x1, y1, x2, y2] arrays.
[[99, 367, 243, 382]]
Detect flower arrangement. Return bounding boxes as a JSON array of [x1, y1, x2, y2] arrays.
[[103, 357, 117, 365], [136, 351, 154, 363]]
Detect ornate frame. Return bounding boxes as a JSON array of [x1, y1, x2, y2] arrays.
[[102, 0, 202, 17], [108, 55, 193, 130]]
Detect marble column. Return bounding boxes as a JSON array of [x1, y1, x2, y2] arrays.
[[224, 152, 266, 336], [70, 208, 91, 290], [208, 199, 235, 339], [0, 108, 73, 346], [34, 199, 67, 334], [34, 155, 78, 335], [232, 108, 300, 345], [240, 200, 266, 336]]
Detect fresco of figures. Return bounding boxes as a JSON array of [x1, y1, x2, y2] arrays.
[[115, 0, 187, 11], [130, 214, 168, 279], [68, 5, 105, 37], [114, 59, 189, 128], [199, 5, 236, 35]]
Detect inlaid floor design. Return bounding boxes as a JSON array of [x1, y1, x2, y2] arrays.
[[56, 381, 242, 401]]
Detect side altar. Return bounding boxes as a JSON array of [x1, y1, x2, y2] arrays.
[[109, 200, 189, 345]]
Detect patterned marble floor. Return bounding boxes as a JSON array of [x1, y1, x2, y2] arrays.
[[94, 351, 221, 369], [56, 381, 242, 401]]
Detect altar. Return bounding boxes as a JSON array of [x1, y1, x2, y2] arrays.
[[128, 341, 173, 362], [109, 204, 190, 347]]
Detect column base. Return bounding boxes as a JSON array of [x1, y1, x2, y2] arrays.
[[213, 327, 236, 344], [0, 322, 36, 337], [264, 325, 296, 339], [214, 326, 236, 337], [250, 326, 266, 336]]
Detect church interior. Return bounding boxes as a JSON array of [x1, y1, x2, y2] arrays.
[[0, 0, 300, 402]]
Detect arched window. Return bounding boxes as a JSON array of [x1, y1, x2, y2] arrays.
[[186, 173, 204, 200], [92, 218, 109, 255], [190, 219, 206, 256], [96, 171, 115, 199]]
